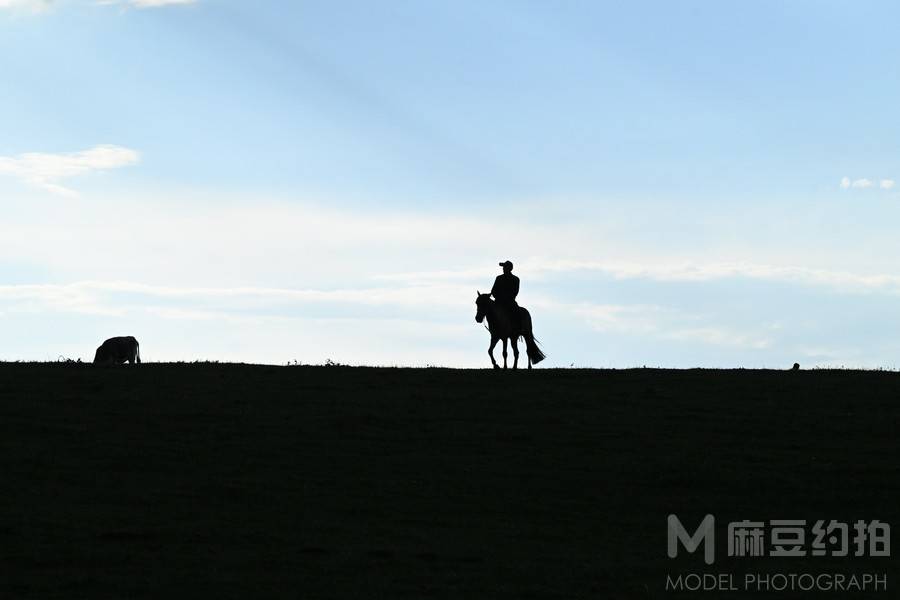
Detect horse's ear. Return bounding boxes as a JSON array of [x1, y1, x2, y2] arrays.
[[477, 290, 481, 296]]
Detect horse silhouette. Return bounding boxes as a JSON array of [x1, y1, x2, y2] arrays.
[[475, 292, 545, 369]]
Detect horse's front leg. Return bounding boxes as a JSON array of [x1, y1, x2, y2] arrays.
[[488, 336, 500, 369], [511, 337, 519, 370], [501, 338, 508, 369]]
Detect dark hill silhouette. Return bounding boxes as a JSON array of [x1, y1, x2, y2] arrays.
[[2, 363, 898, 598]]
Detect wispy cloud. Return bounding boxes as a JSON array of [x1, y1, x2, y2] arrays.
[[0, 280, 470, 317], [662, 327, 771, 350], [131, 0, 195, 5], [384, 259, 900, 296], [840, 176, 895, 191], [572, 303, 668, 336], [0, 280, 479, 365], [2, 0, 196, 12], [97, 0, 197, 8], [564, 303, 772, 349], [0, 0, 51, 12], [0, 145, 139, 197], [0, 280, 776, 352]]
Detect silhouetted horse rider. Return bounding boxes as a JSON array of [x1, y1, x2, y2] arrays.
[[491, 260, 521, 329], [476, 260, 545, 368]]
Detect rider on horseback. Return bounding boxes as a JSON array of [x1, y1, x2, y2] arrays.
[[491, 260, 521, 331], [477, 260, 545, 368]]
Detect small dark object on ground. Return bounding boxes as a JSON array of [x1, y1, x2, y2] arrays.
[[792, 362, 800, 370]]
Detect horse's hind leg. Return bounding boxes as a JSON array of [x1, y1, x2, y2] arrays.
[[488, 337, 500, 369], [501, 338, 508, 369], [511, 337, 519, 369]]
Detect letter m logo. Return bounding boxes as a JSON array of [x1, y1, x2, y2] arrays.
[[668, 514, 715, 565]]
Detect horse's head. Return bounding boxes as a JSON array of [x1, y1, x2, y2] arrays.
[[475, 291, 492, 323]]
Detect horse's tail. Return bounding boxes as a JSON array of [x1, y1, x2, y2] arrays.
[[524, 332, 546, 364], [520, 309, 546, 365]]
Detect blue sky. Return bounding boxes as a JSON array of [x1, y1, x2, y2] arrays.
[[3, 0, 900, 367]]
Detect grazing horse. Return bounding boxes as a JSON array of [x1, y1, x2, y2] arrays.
[[93, 336, 141, 365], [475, 292, 545, 369]]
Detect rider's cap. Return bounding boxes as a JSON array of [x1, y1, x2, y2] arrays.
[[499, 260, 513, 269]]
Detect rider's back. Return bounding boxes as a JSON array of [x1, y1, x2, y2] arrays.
[[491, 273, 520, 305]]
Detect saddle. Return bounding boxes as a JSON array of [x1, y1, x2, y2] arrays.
[[495, 301, 524, 333]]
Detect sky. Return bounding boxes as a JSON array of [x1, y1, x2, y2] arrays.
[[3, 0, 900, 367]]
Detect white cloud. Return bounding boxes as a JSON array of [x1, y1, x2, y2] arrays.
[[2, 280, 467, 307], [7, 0, 199, 9], [387, 259, 900, 298], [131, 0, 195, 5], [0, 280, 480, 365], [662, 327, 771, 350], [0, 145, 139, 197], [96, 0, 197, 8], [0, 194, 896, 365], [0, 280, 776, 354], [839, 177, 896, 192], [5, 191, 900, 296], [4, 194, 900, 359], [572, 303, 668, 335], [568, 303, 772, 349], [0, 0, 51, 12]]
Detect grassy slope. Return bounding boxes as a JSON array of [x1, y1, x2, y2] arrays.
[[1, 364, 899, 599]]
